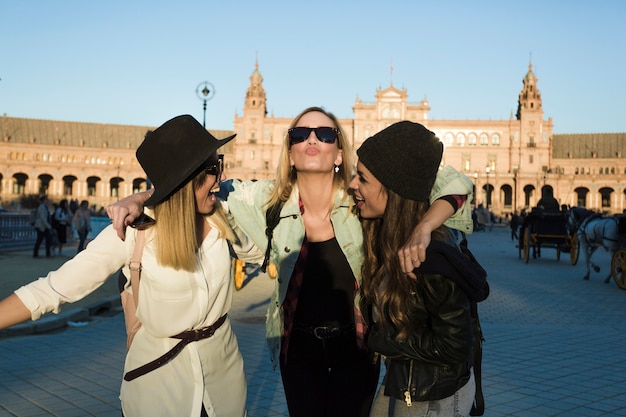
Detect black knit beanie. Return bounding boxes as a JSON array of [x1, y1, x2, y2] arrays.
[[357, 121, 443, 201]]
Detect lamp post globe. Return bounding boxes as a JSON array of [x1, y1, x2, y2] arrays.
[[195, 81, 215, 128]]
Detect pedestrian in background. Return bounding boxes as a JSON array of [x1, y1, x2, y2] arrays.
[[475, 204, 492, 231], [53, 198, 71, 255], [510, 210, 520, 241], [32, 195, 52, 258], [73, 200, 91, 253]]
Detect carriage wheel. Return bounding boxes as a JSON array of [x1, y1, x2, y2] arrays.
[[233, 259, 246, 290], [610, 250, 626, 290], [569, 234, 580, 265], [523, 230, 531, 263]]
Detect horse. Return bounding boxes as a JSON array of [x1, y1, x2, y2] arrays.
[[568, 207, 619, 283]]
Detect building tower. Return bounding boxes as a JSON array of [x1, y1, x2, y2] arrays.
[[232, 59, 278, 180], [243, 59, 267, 119], [515, 60, 554, 206]]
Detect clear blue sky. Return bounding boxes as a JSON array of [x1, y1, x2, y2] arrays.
[[1, 0, 624, 134]]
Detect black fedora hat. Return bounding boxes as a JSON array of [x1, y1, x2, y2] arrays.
[[137, 115, 236, 207]]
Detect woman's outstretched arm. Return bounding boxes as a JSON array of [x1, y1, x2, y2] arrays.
[[0, 293, 32, 329], [398, 198, 456, 279]]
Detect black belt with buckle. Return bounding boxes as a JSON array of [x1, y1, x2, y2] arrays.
[[293, 321, 355, 340]]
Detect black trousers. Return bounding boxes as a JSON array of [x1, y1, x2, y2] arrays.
[[280, 329, 380, 417], [33, 228, 51, 257]]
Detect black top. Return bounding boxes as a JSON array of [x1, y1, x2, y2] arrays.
[[294, 237, 355, 325]]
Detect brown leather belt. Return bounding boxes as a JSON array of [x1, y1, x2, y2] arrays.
[[124, 314, 228, 381]]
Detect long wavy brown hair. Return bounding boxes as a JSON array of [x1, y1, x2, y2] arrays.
[[266, 106, 354, 210], [360, 189, 453, 340]]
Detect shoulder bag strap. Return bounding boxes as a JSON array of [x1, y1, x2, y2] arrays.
[[129, 230, 146, 307], [261, 200, 285, 272]]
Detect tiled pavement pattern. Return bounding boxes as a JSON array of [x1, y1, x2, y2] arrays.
[[1, 225, 625, 416]]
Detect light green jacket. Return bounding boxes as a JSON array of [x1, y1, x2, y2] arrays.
[[222, 166, 473, 367], [435, 166, 475, 234], [224, 180, 363, 367]]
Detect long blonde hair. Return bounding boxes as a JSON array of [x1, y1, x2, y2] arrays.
[[266, 106, 355, 209], [150, 171, 234, 272]]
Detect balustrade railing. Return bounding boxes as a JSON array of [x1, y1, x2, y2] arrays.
[[0, 213, 112, 248]]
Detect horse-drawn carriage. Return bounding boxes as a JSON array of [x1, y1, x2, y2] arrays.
[[518, 209, 576, 264], [568, 207, 626, 290]]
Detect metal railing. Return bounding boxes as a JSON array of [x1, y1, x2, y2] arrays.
[[0, 213, 36, 246], [0, 213, 112, 249]]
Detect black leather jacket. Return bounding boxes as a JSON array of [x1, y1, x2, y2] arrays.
[[367, 240, 483, 403]]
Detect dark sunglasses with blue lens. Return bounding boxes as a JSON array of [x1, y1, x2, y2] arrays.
[[288, 127, 339, 145]]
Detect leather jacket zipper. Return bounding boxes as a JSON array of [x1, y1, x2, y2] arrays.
[[404, 360, 413, 407]]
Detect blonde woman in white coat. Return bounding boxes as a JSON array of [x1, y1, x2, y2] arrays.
[[0, 115, 263, 417]]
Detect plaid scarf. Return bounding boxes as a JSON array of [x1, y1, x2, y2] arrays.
[[353, 282, 367, 350]]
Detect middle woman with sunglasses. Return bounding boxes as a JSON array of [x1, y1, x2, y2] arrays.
[[107, 106, 473, 417]]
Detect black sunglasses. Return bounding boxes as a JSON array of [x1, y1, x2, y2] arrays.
[[129, 213, 156, 230], [203, 154, 224, 178], [288, 127, 339, 145]]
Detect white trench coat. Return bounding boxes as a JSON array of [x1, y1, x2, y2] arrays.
[[15, 214, 263, 417]]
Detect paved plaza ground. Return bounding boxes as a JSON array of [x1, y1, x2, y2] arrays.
[[1, 225, 625, 416]]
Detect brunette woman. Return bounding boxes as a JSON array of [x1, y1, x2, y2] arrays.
[[350, 121, 487, 416]]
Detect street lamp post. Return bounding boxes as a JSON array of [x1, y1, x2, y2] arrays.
[[473, 171, 478, 206], [485, 166, 491, 211], [513, 168, 518, 212], [195, 81, 215, 128]]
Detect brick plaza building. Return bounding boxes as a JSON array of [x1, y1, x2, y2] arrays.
[[2, 62, 625, 215]]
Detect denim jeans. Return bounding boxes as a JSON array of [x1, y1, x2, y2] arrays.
[[370, 368, 476, 417]]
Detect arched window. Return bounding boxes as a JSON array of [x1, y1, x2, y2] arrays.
[[599, 187, 613, 209], [575, 187, 589, 207], [110, 177, 123, 198], [87, 176, 100, 197], [62, 175, 77, 196]]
